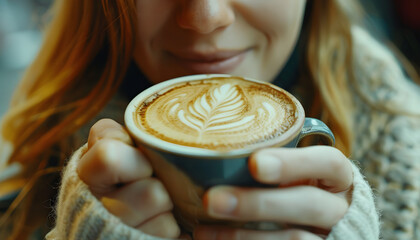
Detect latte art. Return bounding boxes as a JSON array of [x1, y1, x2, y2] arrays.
[[135, 77, 298, 151], [178, 83, 254, 135]]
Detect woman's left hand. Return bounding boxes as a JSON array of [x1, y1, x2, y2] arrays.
[[194, 146, 353, 240]]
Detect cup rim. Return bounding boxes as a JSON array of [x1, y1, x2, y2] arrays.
[[124, 74, 305, 158]]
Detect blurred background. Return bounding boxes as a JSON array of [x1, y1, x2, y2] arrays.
[[0, 0, 419, 118], [0, 0, 51, 117]]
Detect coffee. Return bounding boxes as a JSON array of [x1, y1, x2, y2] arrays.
[[125, 74, 334, 232], [134, 76, 298, 151]]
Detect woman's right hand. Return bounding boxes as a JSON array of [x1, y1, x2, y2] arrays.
[[77, 119, 180, 239]]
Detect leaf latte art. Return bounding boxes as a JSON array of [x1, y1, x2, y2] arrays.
[[178, 83, 255, 135], [136, 77, 298, 151]]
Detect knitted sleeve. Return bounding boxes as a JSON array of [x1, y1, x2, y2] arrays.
[[45, 145, 169, 240], [46, 144, 380, 239], [350, 26, 420, 239], [356, 115, 420, 240], [326, 163, 380, 240]]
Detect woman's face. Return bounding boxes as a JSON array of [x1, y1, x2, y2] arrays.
[[133, 0, 307, 84]]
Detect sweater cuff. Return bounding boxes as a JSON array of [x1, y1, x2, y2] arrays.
[[327, 163, 380, 240], [46, 145, 168, 240], [48, 146, 380, 239]]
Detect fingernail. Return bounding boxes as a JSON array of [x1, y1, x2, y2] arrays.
[[253, 153, 282, 182], [205, 188, 237, 217]]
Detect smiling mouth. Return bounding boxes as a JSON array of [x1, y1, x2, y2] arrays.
[[169, 49, 250, 74]]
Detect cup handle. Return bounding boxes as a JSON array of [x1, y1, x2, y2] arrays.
[[294, 118, 335, 147], [243, 118, 335, 230], [242, 118, 335, 230]]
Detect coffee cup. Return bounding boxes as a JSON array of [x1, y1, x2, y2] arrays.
[[124, 74, 334, 231]]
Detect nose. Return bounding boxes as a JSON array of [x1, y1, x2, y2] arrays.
[[176, 0, 234, 34]]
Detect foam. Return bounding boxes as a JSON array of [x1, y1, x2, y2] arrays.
[[135, 77, 297, 151]]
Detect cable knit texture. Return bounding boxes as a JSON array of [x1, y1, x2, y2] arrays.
[[46, 145, 378, 240], [46, 145, 170, 240], [45, 26, 420, 239], [350, 27, 420, 240]]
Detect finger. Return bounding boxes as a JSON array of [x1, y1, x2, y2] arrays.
[[194, 226, 323, 240], [88, 118, 133, 149], [179, 234, 193, 240], [78, 139, 152, 194], [137, 212, 180, 238], [101, 178, 173, 227], [249, 146, 353, 192], [204, 186, 348, 229]]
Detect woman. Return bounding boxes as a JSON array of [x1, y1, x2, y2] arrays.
[[1, 0, 419, 239]]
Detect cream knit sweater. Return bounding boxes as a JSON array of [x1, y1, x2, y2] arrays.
[[45, 26, 420, 239], [46, 145, 378, 240]]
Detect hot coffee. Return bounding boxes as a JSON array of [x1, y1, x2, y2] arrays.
[[125, 74, 334, 231], [134, 76, 298, 151]]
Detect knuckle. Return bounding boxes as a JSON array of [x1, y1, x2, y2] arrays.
[[304, 188, 329, 220], [89, 119, 113, 138], [328, 198, 349, 223], [322, 147, 348, 172], [162, 226, 180, 239], [92, 118, 116, 130], [329, 156, 345, 173], [78, 139, 121, 189], [142, 179, 173, 211], [305, 188, 347, 229], [159, 213, 181, 238], [94, 139, 118, 165], [288, 229, 317, 240], [89, 139, 122, 180], [328, 146, 345, 160], [88, 119, 131, 147]]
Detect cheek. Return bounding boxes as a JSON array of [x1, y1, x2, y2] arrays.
[[134, 0, 175, 82], [134, 1, 174, 53], [236, 0, 306, 81], [238, 0, 306, 38]]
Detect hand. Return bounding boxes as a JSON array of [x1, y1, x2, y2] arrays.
[[194, 146, 353, 240], [77, 119, 180, 238]]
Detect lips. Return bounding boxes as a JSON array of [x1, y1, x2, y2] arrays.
[[168, 49, 249, 74]]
